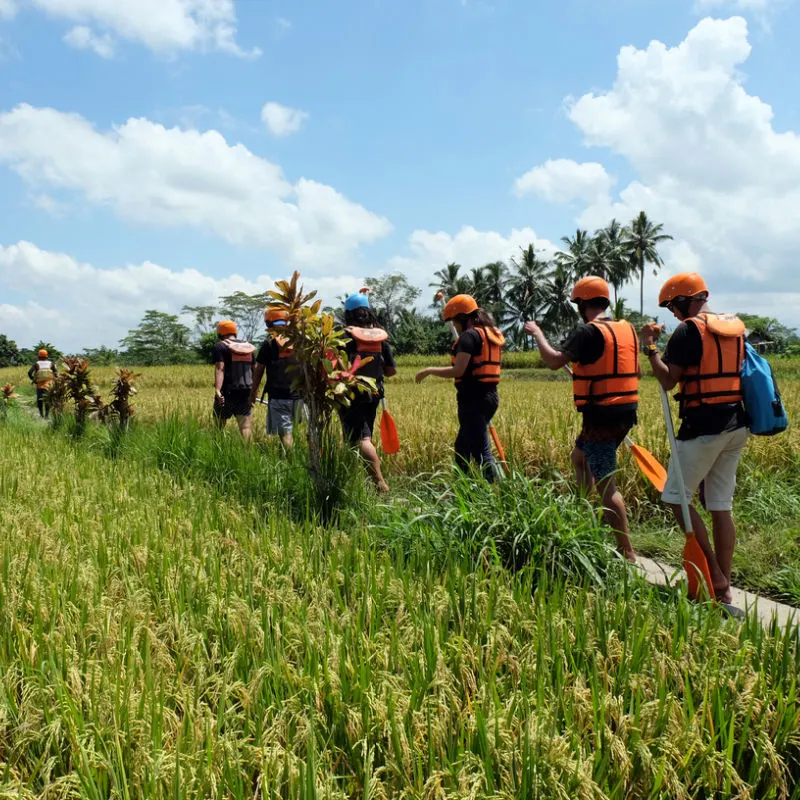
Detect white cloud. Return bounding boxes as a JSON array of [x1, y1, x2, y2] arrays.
[[555, 16, 800, 326], [0, 104, 392, 268], [388, 225, 558, 290], [31, 192, 67, 216], [30, 0, 259, 57], [261, 102, 308, 138], [63, 24, 115, 58], [0, 241, 363, 351], [694, 0, 771, 12], [514, 159, 614, 203], [0, 0, 17, 19]]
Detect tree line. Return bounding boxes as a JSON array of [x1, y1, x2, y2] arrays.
[[1, 210, 798, 367]]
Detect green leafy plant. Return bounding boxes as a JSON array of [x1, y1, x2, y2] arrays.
[[45, 371, 70, 421], [62, 357, 96, 433], [109, 368, 140, 429], [267, 271, 378, 509], [1, 383, 16, 419]]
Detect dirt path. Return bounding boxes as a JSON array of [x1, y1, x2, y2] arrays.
[[638, 556, 797, 628]]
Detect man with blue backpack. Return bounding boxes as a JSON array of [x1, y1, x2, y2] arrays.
[[640, 272, 787, 604]]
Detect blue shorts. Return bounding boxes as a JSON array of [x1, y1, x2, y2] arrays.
[[575, 421, 632, 481]]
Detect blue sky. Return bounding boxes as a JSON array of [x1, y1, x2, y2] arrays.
[[1, 0, 799, 350]]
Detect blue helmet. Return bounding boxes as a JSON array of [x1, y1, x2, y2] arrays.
[[344, 292, 370, 312]]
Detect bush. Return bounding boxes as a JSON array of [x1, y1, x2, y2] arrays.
[[369, 469, 617, 581]]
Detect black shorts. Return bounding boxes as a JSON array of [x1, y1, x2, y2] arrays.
[[339, 399, 379, 444], [213, 390, 252, 420]]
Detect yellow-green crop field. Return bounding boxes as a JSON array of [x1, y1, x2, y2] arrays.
[[1, 359, 799, 798]]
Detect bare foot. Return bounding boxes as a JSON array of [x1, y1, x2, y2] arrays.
[[619, 548, 637, 564], [715, 585, 732, 605], [376, 481, 390, 494]]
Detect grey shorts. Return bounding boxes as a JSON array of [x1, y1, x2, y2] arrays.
[[267, 398, 304, 435]]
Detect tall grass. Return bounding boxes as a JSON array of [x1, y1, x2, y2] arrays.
[[1, 418, 799, 797], [369, 469, 618, 581]]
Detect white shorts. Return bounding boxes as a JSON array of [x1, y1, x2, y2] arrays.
[[661, 427, 748, 512]]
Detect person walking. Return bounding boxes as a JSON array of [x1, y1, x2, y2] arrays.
[[524, 277, 639, 561], [415, 294, 504, 481], [250, 308, 304, 451], [640, 272, 747, 603], [28, 348, 57, 418], [339, 292, 396, 493], [212, 320, 256, 441]]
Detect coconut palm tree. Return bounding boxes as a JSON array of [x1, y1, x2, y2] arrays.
[[557, 229, 591, 278], [429, 262, 463, 304], [623, 212, 673, 315], [540, 263, 579, 340], [505, 246, 551, 348], [600, 219, 633, 302], [585, 234, 613, 283]]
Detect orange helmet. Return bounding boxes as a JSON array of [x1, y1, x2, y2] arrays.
[[571, 276, 610, 303], [442, 294, 478, 321], [264, 307, 289, 325], [658, 273, 708, 307], [37, 349, 48, 358], [217, 320, 237, 336]]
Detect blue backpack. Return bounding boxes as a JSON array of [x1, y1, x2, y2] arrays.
[[740, 343, 788, 436]]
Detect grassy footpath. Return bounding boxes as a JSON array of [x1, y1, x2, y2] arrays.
[[1, 407, 800, 797]]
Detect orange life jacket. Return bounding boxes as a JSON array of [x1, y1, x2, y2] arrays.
[[453, 326, 505, 385], [677, 313, 745, 413], [572, 320, 639, 408], [346, 326, 389, 381]]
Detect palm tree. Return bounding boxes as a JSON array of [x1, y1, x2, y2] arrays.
[[506, 246, 551, 348], [470, 266, 489, 307], [429, 262, 462, 304], [585, 234, 613, 283], [556, 229, 591, 278], [623, 212, 673, 315], [600, 219, 633, 302], [479, 261, 507, 324], [540, 263, 578, 340]]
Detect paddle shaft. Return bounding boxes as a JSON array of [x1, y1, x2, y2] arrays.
[[658, 384, 692, 533]]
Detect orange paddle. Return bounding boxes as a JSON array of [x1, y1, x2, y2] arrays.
[[488, 424, 510, 476], [379, 398, 400, 454], [623, 435, 667, 492], [658, 384, 714, 601]]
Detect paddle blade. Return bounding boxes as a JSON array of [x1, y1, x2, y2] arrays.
[[683, 533, 714, 602], [488, 425, 510, 476], [629, 443, 667, 492], [380, 408, 400, 454]]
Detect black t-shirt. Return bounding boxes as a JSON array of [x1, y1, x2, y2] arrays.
[[345, 338, 396, 400], [560, 322, 637, 428], [453, 329, 500, 404], [212, 339, 254, 393], [256, 338, 301, 400], [663, 321, 746, 440]]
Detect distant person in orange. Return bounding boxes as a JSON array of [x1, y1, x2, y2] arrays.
[[524, 277, 639, 561], [640, 272, 747, 604], [212, 320, 256, 441], [28, 348, 57, 418], [415, 294, 505, 481]]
